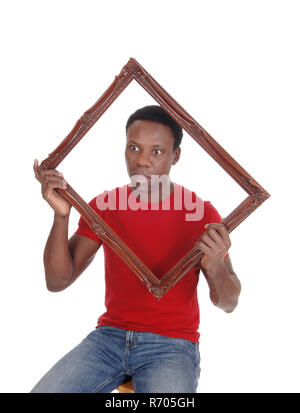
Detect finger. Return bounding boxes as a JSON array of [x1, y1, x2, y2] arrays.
[[33, 160, 43, 182], [48, 179, 67, 190], [205, 228, 224, 245], [201, 232, 217, 249], [200, 255, 208, 269], [195, 241, 212, 255], [205, 222, 224, 230], [42, 184, 67, 201], [205, 223, 230, 241], [39, 169, 64, 178], [33, 159, 39, 173], [42, 176, 67, 189], [42, 181, 67, 199], [213, 224, 231, 247]]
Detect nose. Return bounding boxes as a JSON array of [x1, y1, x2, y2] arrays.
[[136, 151, 151, 168]]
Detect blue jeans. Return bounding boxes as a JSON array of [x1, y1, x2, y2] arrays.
[[31, 325, 201, 393]]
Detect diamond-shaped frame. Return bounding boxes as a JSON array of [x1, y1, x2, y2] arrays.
[[38, 57, 270, 301]]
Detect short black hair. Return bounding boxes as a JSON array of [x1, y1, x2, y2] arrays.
[[126, 105, 183, 151]]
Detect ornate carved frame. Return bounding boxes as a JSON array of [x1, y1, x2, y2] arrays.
[[37, 57, 270, 301]]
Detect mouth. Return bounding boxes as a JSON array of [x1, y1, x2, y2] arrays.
[[132, 172, 152, 179], [130, 173, 152, 188]]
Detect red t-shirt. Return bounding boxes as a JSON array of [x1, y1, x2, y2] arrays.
[[75, 183, 228, 343]]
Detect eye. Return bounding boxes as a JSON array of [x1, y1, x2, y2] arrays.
[[129, 145, 139, 151], [153, 149, 162, 155]]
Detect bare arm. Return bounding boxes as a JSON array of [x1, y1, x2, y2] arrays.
[[200, 255, 241, 313], [195, 223, 241, 313], [33, 159, 101, 292], [43, 213, 73, 291], [44, 215, 101, 292]]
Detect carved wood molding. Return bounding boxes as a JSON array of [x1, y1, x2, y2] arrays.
[[38, 57, 270, 301]]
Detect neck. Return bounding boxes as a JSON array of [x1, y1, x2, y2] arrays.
[[129, 181, 175, 203]]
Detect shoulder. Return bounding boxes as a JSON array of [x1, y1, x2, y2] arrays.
[[175, 183, 206, 207], [174, 183, 202, 202], [90, 184, 128, 212], [203, 201, 223, 223], [177, 183, 223, 223]]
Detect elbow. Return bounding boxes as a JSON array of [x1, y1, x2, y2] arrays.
[[43, 257, 74, 293], [223, 284, 241, 313], [46, 280, 68, 292], [211, 284, 241, 313], [45, 272, 73, 292], [212, 298, 238, 313], [224, 300, 238, 313], [46, 283, 65, 293], [213, 298, 239, 313]]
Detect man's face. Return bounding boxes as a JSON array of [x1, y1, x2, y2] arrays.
[[125, 120, 181, 188]]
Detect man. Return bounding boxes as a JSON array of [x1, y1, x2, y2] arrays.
[[32, 105, 241, 393]]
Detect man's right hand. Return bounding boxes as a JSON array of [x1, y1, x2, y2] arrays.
[[33, 159, 72, 217]]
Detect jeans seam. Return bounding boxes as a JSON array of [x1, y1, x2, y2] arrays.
[[132, 375, 137, 393], [92, 370, 126, 393], [194, 344, 200, 392]]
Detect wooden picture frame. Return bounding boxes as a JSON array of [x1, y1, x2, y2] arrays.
[[37, 57, 270, 301]]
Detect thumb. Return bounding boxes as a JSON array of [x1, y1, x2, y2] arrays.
[[201, 255, 208, 269]]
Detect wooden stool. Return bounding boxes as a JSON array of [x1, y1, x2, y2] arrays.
[[116, 378, 135, 393]]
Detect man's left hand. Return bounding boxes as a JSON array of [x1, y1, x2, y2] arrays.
[[195, 223, 231, 269]]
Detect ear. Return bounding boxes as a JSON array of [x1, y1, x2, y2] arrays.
[[172, 146, 181, 165]]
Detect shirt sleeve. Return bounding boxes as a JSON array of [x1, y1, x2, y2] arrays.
[[204, 201, 229, 258], [74, 196, 103, 244]]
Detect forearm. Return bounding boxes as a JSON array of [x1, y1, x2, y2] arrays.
[[204, 259, 241, 313], [43, 213, 74, 291]]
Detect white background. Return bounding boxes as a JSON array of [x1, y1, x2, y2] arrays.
[[0, 0, 299, 393]]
